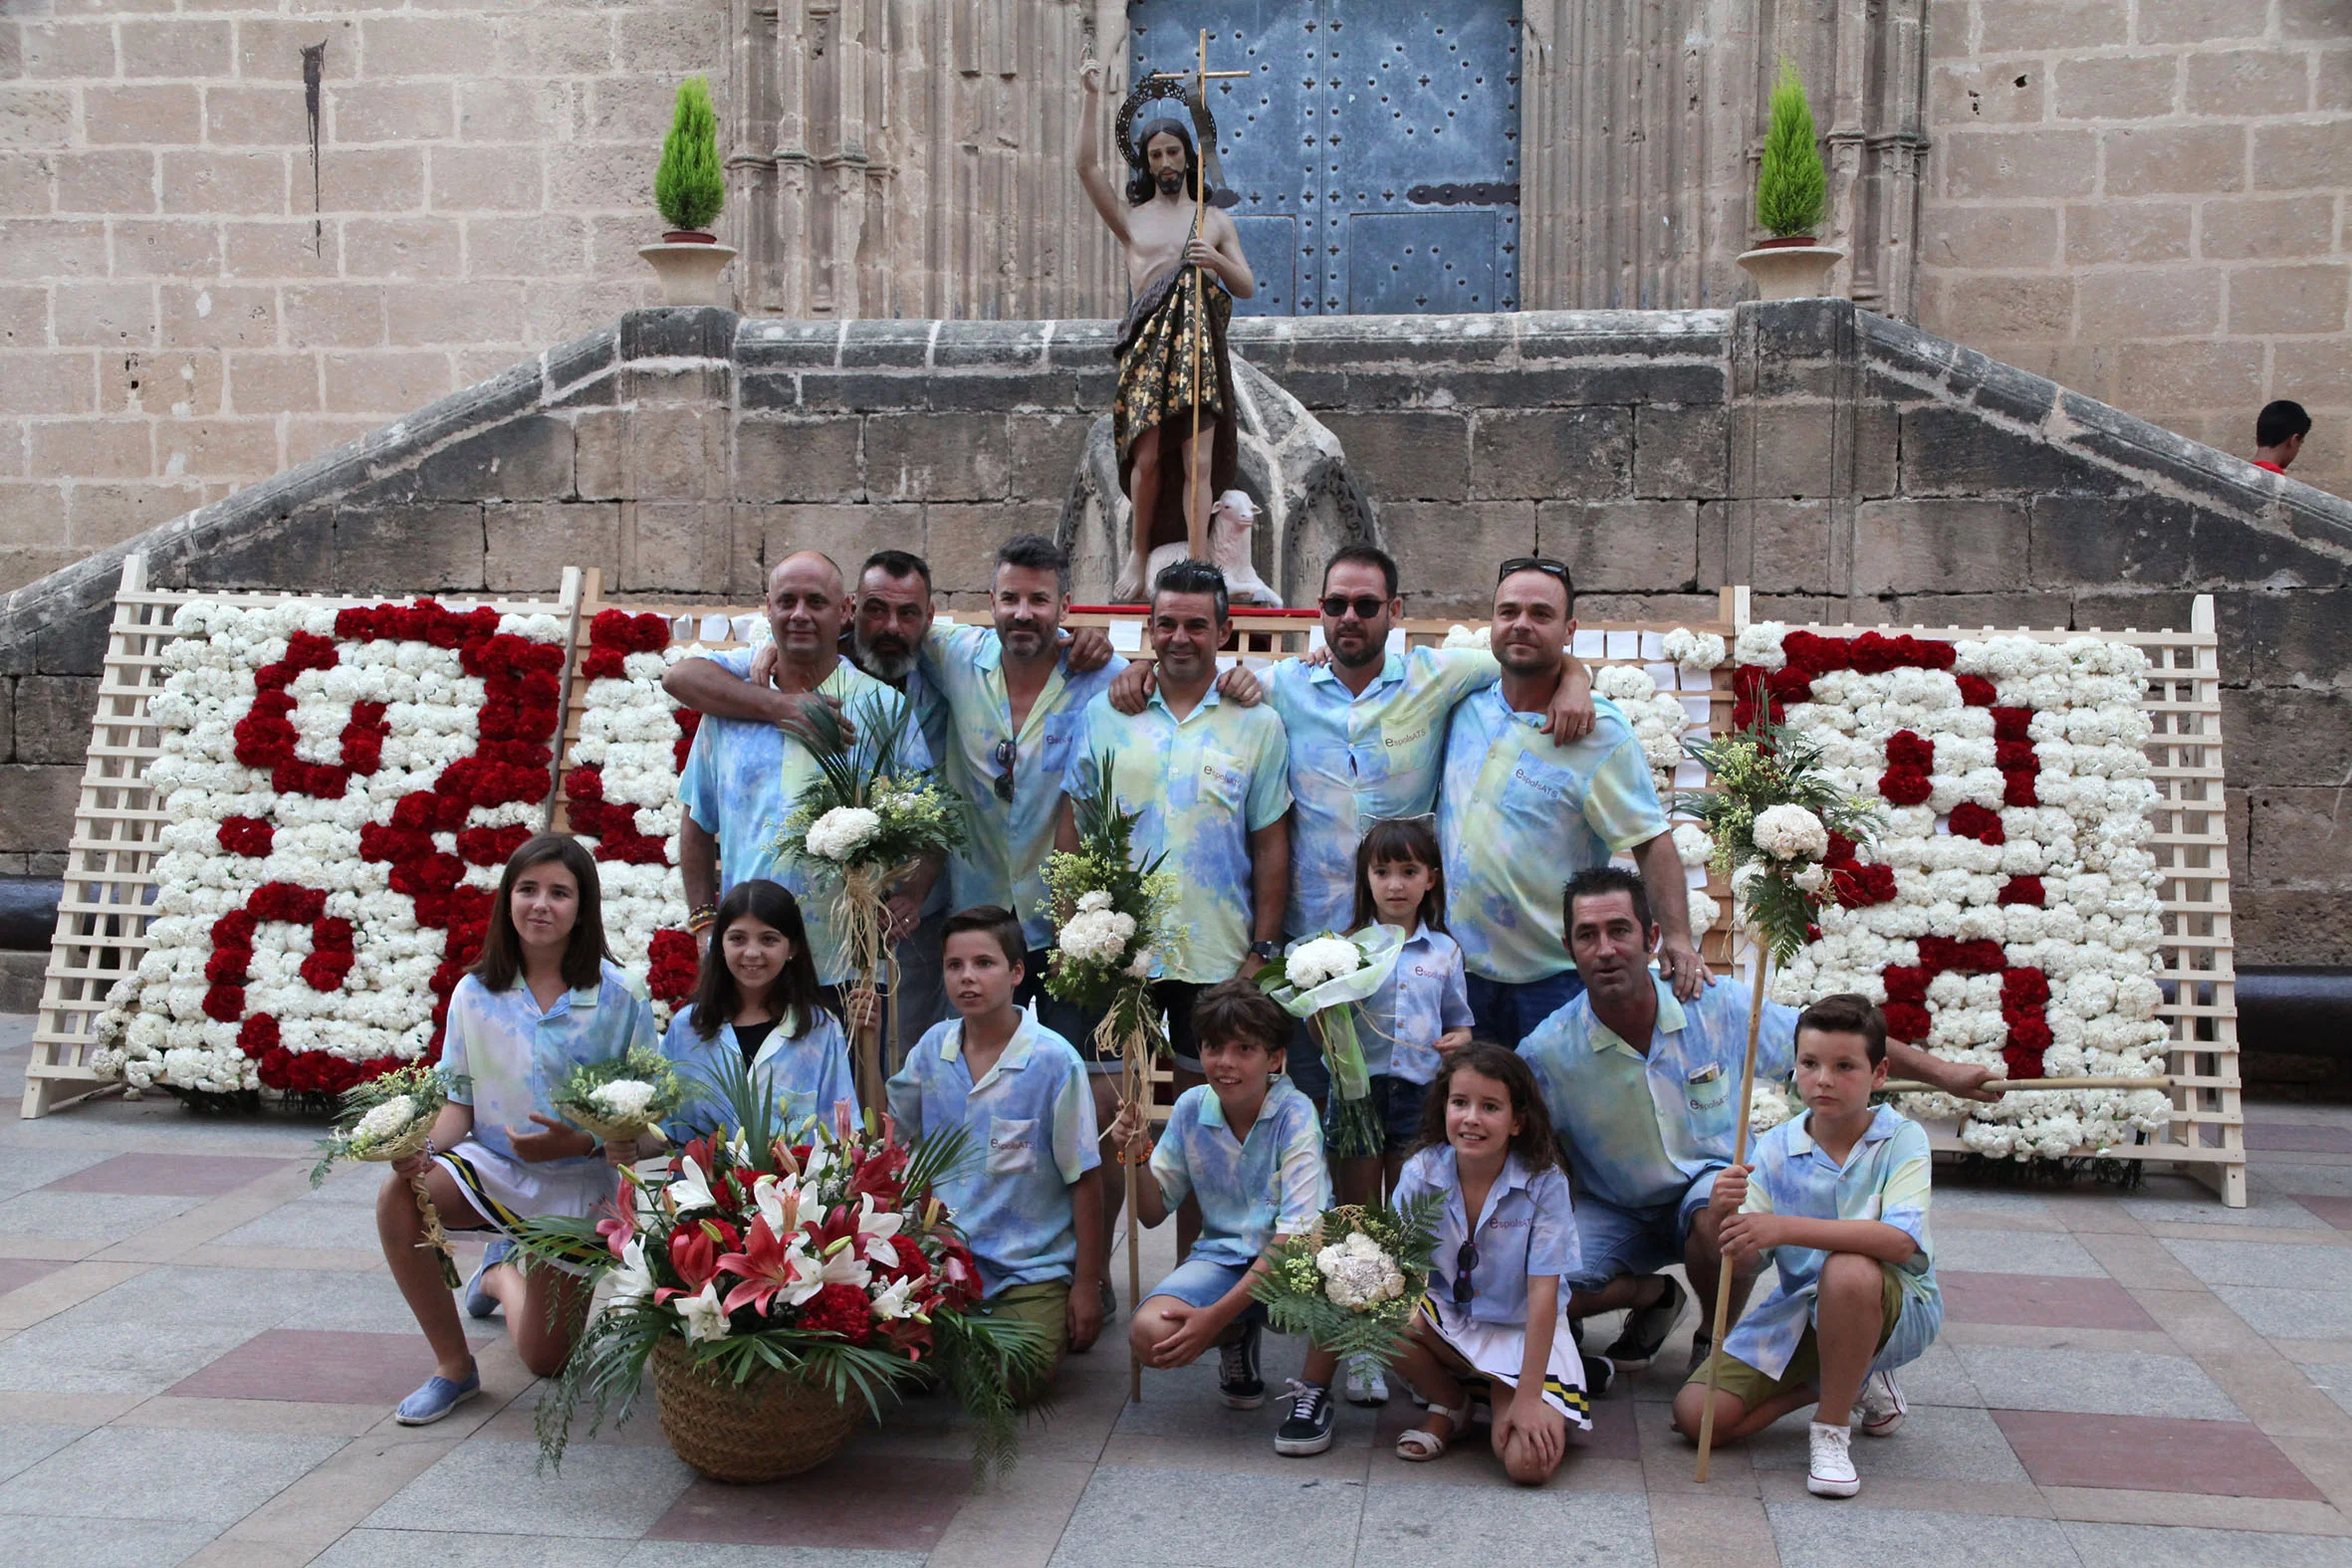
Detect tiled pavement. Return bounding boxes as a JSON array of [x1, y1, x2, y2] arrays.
[[4, 1012, 2352, 1567]]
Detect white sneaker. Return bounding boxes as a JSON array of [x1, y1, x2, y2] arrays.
[[1857, 1370, 1907, 1437], [1807, 1421, 1860, 1497], [1342, 1355, 1390, 1407]]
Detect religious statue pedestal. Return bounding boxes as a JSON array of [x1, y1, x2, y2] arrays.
[[639, 241, 739, 309], [1735, 242, 1845, 302]]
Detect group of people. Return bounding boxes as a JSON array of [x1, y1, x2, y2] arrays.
[[374, 535, 1999, 1497]]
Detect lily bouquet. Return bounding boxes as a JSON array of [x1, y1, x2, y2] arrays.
[[309, 1062, 460, 1287], [1038, 752, 1179, 1089], [1256, 926, 1406, 1158], [774, 692, 967, 1048], [509, 1050, 1047, 1478], [1251, 1196, 1441, 1369], [550, 1043, 686, 1148]]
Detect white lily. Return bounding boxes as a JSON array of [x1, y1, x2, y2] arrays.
[[851, 1192, 903, 1267], [666, 1155, 718, 1215], [609, 1236, 656, 1308], [751, 1171, 813, 1238], [869, 1275, 920, 1320], [675, 1278, 731, 1343]]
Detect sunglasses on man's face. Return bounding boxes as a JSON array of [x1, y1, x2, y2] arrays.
[[1318, 593, 1388, 621], [992, 739, 1017, 803], [1453, 1239, 1480, 1306]]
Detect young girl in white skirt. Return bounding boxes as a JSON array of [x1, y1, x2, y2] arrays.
[[1390, 1041, 1588, 1484], [659, 878, 856, 1141], [377, 833, 656, 1426]]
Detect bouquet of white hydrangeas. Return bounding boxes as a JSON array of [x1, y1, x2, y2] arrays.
[[310, 1062, 460, 1287], [552, 1044, 684, 1147], [1040, 753, 1178, 1080], [1253, 1197, 1441, 1370], [1255, 925, 1406, 1159]]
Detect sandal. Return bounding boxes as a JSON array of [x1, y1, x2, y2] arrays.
[[1395, 1397, 1473, 1461]]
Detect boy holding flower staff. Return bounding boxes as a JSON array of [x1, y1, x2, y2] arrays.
[[1672, 994, 1943, 1499], [886, 905, 1109, 1401], [1386, 1042, 1587, 1483], [377, 835, 657, 1427], [1107, 981, 1328, 1412]]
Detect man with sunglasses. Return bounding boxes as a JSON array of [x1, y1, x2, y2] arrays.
[[1440, 556, 1706, 1047]]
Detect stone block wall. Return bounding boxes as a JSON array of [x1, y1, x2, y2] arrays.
[[0, 0, 726, 593], [1918, 0, 2350, 496], [0, 300, 2346, 964]]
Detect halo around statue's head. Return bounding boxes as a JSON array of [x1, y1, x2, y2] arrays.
[[1114, 71, 1239, 208]]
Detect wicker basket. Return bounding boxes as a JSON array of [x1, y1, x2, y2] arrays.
[[649, 1337, 857, 1482]]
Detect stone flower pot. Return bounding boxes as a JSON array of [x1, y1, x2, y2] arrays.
[[1735, 237, 1845, 302], [639, 232, 738, 309]]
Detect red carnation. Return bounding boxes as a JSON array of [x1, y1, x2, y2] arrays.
[[1956, 673, 1997, 707], [2001, 769, 2039, 807], [1998, 876, 2045, 906], [799, 1281, 874, 1343], [1832, 862, 1897, 907], [212, 911, 258, 948], [1878, 769, 1933, 806], [647, 929, 700, 1003], [203, 984, 245, 1022], [1885, 731, 1935, 771], [237, 1013, 279, 1055], [217, 817, 274, 857], [1765, 666, 1814, 705], [564, 767, 603, 802], [1781, 630, 1850, 676], [300, 950, 354, 992], [1947, 802, 2005, 844], [205, 947, 252, 986], [1882, 965, 1932, 1004], [1992, 707, 2033, 742], [1880, 1001, 1932, 1042]]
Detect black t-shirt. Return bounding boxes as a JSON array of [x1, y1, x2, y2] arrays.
[[733, 1015, 780, 1065]]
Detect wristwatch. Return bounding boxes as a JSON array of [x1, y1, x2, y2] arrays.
[[1249, 939, 1282, 963]]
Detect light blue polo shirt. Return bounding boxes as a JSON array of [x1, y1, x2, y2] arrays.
[[439, 960, 655, 1169], [1438, 688, 1670, 985], [920, 623, 1124, 951], [1726, 1104, 1942, 1381], [675, 648, 932, 985], [1264, 648, 1500, 938], [1361, 926, 1475, 1082], [1148, 1078, 1328, 1269], [658, 1006, 859, 1142], [884, 1011, 1099, 1296], [1392, 1145, 1580, 1327], [1518, 976, 1798, 1214], [1063, 684, 1292, 984]]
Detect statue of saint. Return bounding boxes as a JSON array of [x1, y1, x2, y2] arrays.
[[1077, 61, 1257, 601]]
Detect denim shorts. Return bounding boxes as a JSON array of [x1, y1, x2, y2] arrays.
[[1364, 1073, 1430, 1152], [1464, 970, 1587, 1049], [1145, 1256, 1269, 1323], [1567, 1170, 1721, 1290]]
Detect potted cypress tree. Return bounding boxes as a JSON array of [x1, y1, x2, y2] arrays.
[[638, 76, 737, 308], [1736, 61, 1844, 301]]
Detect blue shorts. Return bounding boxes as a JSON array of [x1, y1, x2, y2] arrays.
[[1567, 1170, 1722, 1291], [1361, 1072, 1430, 1152], [1464, 970, 1587, 1049], [1145, 1256, 1269, 1323]]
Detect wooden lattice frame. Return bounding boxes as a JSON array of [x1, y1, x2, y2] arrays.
[[1747, 593, 2245, 1207], [19, 557, 584, 1118]]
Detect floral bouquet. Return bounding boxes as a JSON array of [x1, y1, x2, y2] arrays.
[[1251, 1196, 1441, 1370], [309, 1062, 460, 1288], [774, 691, 967, 1055], [1039, 752, 1179, 1086], [1680, 721, 1883, 968], [1255, 926, 1406, 1159], [509, 1049, 1047, 1481], [550, 1044, 685, 1149]]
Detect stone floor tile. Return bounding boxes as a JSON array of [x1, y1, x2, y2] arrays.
[[0, 1424, 350, 1523], [2263, 1167, 2352, 1200], [1992, 1410, 2325, 1500], [2301, 1363, 2352, 1420], [44, 1153, 308, 1198], [1046, 1464, 1366, 1568], [1747, 1401, 2030, 1483], [2244, 1123, 2352, 1156], [2060, 1521, 2352, 1566], [1356, 1482, 1653, 1566], [167, 1329, 475, 1406], [0, 1147, 117, 1201], [2296, 1197, 2352, 1232], [1941, 1271, 2159, 1330], [1924, 1186, 2060, 1220], [0, 1256, 68, 1297], [363, 1437, 696, 1539], [2123, 1190, 2331, 1231], [646, 1456, 972, 1548], [2211, 1286, 2352, 1342], [213, 1203, 388, 1252], [624, 1548, 923, 1568], [1764, 1501, 2082, 1568], [926, 1457, 1096, 1568], [0, 1513, 223, 1567], [0, 1190, 203, 1242], [313, 1529, 633, 1567], [1962, 1345, 2242, 1420], [0, 1421, 87, 1485], [1884, 1338, 1985, 1408], [1645, 1490, 1777, 1568], [1935, 1228, 2111, 1279]]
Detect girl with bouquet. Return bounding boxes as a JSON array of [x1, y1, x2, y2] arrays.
[[376, 834, 657, 1426], [1390, 1042, 1588, 1484], [659, 879, 857, 1142]]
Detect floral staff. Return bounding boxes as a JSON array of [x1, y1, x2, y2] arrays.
[[1677, 719, 1882, 1483]]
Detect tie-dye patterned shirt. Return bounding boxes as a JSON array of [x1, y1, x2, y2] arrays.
[[1062, 684, 1293, 984], [439, 960, 656, 1169], [1359, 926, 1475, 1082], [1724, 1104, 1942, 1381], [658, 1006, 859, 1143], [1264, 649, 1501, 938], [1438, 688, 1670, 985], [675, 648, 933, 985], [1149, 1078, 1329, 1269], [1518, 976, 1799, 1213], [1392, 1145, 1580, 1327]]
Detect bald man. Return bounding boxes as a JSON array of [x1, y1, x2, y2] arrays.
[[672, 553, 939, 989]]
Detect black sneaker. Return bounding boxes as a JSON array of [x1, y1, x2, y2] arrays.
[[1581, 1353, 1615, 1399], [1604, 1274, 1688, 1372], [1218, 1321, 1265, 1409], [1273, 1379, 1334, 1456]]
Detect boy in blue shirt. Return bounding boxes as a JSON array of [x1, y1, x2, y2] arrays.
[[886, 906, 1107, 1403], [1672, 994, 1943, 1499]]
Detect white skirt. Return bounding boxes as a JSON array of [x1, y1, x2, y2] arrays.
[[434, 1141, 615, 1276], [1425, 1297, 1592, 1431]]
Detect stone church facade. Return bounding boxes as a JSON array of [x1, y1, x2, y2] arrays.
[[1, 0, 2344, 590]]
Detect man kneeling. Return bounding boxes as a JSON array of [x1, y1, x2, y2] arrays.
[[1671, 994, 1944, 1499]]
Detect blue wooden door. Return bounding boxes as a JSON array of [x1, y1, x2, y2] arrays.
[[1127, 1, 1521, 317]]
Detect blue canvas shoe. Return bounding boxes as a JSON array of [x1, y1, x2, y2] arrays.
[[393, 1368, 481, 1427], [464, 1239, 511, 1319]]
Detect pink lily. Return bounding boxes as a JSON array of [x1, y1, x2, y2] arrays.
[[716, 1218, 823, 1317]]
